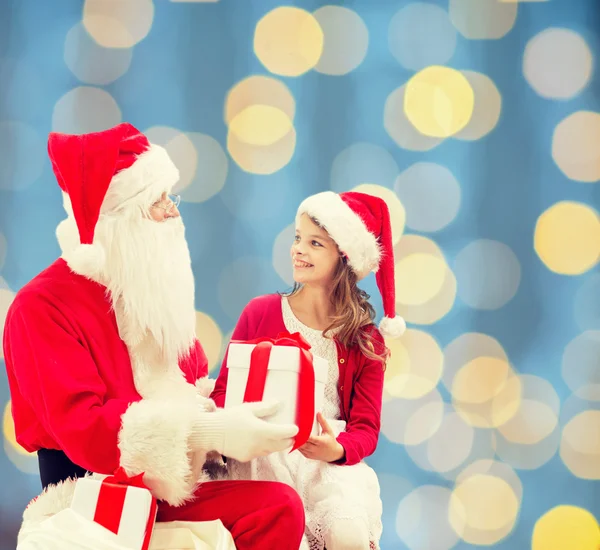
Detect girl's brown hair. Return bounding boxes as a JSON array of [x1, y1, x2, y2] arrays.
[[284, 237, 390, 365]]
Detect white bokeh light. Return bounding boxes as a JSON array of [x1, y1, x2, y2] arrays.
[[64, 22, 132, 85], [394, 162, 461, 232], [396, 485, 460, 550], [52, 87, 122, 134], [313, 6, 368, 76], [524, 28, 593, 99], [272, 223, 295, 287]]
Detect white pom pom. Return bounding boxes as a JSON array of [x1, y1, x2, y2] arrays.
[[379, 315, 406, 338], [62, 243, 106, 279]]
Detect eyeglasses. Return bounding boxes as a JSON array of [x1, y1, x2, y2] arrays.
[[151, 194, 181, 214]]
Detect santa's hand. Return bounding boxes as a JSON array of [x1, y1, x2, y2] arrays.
[[191, 400, 299, 463]]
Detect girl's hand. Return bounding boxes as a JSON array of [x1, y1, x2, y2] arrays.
[[298, 413, 345, 463]]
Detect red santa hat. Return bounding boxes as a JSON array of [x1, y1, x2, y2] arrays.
[[49, 122, 179, 277], [296, 191, 406, 339]]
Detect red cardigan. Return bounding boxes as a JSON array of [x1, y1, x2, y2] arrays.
[[211, 294, 385, 466]]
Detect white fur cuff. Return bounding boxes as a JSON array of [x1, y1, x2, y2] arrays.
[[118, 399, 201, 506]]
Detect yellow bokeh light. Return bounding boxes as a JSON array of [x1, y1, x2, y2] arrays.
[[224, 75, 296, 127], [560, 410, 600, 479], [384, 329, 443, 399], [384, 85, 444, 152], [227, 126, 296, 175], [83, 0, 154, 48], [534, 201, 600, 275], [229, 105, 293, 147], [404, 66, 475, 138], [532, 505, 600, 550], [395, 253, 447, 306], [352, 184, 405, 246], [450, 461, 522, 545], [195, 311, 223, 373], [552, 111, 600, 182], [3, 400, 34, 457], [452, 357, 522, 428], [450, 474, 519, 533], [254, 7, 324, 77], [393, 235, 456, 324]]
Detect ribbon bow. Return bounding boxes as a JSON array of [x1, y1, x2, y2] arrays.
[[94, 467, 157, 550], [232, 331, 316, 451]]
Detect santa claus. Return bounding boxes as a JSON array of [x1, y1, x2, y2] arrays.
[[3, 123, 304, 549]]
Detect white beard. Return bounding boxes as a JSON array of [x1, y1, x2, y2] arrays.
[[57, 214, 197, 370]]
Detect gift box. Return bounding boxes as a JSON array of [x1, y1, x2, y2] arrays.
[[225, 332, 328, 450], [70, 468, 157, 550]]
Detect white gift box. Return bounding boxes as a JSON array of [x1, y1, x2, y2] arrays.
[[70, 477, 156, 550], [225, 342, 328, 437]]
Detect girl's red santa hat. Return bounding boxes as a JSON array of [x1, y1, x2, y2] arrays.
[[296, 190, 406, 339], [49, 122, 179, 278]]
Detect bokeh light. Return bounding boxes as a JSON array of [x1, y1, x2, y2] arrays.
[[394, 162, 461, 233], [552, 111, 600, 183], [384, 329, 443, 400], [454, 71, 502, 141], [534, 201, 600, 275], [394, 235, 457, 325], [272, 223, 295, 287], [83, 0, 154, 48], [64, 22, 132, 85], [450, 460, 522, 545], [524, 28, 593, 99], [3, 401, 38, 474], [494, 375, 561, 469], [254, 7, 324, 77], [532, 505, 600, 550], [351, 184, 405, 246], [195, 311, 223, 373], [52, 87, 122, 134], [451, 356, 522, 428], [404, 66, 475, 138], [313, 6, 368, 76], [384, 85, 444, 152], [225, 76, 296, 126], [381, 389, 444, 446], [396, 485, 460, 550], [449, 0, 517, 40]]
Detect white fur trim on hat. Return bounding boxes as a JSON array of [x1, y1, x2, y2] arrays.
[[102, 144, 180, 214], [379, 315, 406, 339], [296, 191, 380, 279]]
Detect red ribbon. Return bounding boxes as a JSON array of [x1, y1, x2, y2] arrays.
[[93, 467, 157, 550], [232, 332, 316, 452]]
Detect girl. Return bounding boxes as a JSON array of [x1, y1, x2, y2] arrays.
[[211, 191, 406, 550]]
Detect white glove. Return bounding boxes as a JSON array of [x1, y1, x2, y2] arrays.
[[190, 400, 299, 463]]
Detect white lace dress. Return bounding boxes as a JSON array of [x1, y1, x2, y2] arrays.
[[229, 297, 383, 550]]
